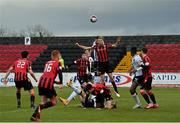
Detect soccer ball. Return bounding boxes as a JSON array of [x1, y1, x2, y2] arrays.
[[90, 15, 97, 23]]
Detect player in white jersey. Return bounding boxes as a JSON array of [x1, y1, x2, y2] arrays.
[[59, 76, 83, 105], [92, 39, 99, 76], [59, 76, 97, 107], [129, 47, 144, 109], [85, 49, 94, 81]]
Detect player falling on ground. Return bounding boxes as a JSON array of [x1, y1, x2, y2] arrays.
[[59, 76, 81, 105], [129, 47, 144, 109], [30, 50, 63, 121], [85, 83, 117, 109], [60, 80, 116, 109], [140, 48, 159, 109], [59, 76, 85, 106], [75, 36, 122, 97], [3, 51, 38, 109]]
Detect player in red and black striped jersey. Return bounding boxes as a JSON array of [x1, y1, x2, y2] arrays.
[[68, 53, 89, 85], [140, 48, 159, 109], [3, 51, 38, 108], [75, 36, 123, 97], [31, 50, 63, 121], [84, 83, 116, 109], [75, 54, 89, 84]]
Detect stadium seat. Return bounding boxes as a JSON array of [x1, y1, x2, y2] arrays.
[[0, 36, 179, 72], [0, 45, 47, 72], [144, 44, 180, 72], [115, 43, 180, 73]]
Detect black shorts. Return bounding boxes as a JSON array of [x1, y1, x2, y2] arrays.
[[98, 61, 112, 74], [87, 74, 93, 81], [94, 61, 99, 70], [38, 87, 57, 98], [82, 99, 94, 108], [94, 61, 99, 76], [104, 93, 113, 101], [15, 80, 33, 91], [140, 77, 152, 90], [78, 75, 88, 85], [132, 76, 144, 85], [96, 93, 105, 108]]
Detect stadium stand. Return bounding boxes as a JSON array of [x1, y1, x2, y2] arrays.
[[31, 37, 126, 72], [114, 51, 132, 72], [0, 45, 47, 72], [0, 35, 179, 72], [147, 44, 180, 72], [114, 44, 180, 73]]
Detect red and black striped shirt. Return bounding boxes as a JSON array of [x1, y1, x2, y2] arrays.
[[142, 55, 152, 81], [74, 58, 89, 77], [12, 59, 31, 81], [92, 83, 111, 97], [93, 43, 113, 62], [38, 60, 61, 90]]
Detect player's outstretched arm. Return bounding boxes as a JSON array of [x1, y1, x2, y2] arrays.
[[75, 43, 92, 50], [29, 68, 38, 82], [3, 66, 13, 85], [112, 36, 123, 47]]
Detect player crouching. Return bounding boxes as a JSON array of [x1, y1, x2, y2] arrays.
[[85, 83, 117, 109], [30, 50, 63, 122]]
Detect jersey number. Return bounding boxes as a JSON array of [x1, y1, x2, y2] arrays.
[[17, 61, 25, 68], [44, 63, 52, 72]]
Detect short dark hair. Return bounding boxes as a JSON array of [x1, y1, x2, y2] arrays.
[[85, 83, 93, 91], [21, 51, 29, 58], [131, 47, 137, 55], [142, 47, 148, 54]]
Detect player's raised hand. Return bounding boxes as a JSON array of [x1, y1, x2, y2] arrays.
[[117, 36, 122, 43], [75, 42, 80, 46]]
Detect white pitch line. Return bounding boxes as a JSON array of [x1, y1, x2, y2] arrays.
[[0, 109, 30, 114]]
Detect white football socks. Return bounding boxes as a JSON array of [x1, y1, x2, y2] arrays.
[[67, 91, 77, 102], [132, 93, 141, 105], [70, 85, 81, 95]]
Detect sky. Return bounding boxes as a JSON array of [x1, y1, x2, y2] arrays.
[[0, 0, 180, 36]]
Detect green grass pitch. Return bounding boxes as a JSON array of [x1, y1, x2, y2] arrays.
[[0, 87, 180, 122]]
